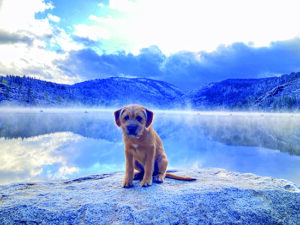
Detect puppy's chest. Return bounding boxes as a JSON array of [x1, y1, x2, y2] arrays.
[[129, 143, 149, 160], [130, 144, 142, 154], [132, 144, 139, 151]]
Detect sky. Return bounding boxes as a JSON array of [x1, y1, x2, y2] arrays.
[[0, 0, 300, 89]]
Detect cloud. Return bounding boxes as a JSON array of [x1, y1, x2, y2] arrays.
[[73, 24, 111, 41], [50, 27, 82, 52], [72, 35, 100, 48], [193, 38, 300, 80], [66, 0, 300, 55], [163, 38, 300, 88], [0, 0, 53, 35], [0, 0, 84, 84], [109, 0, 137, 12], [57, 45, 165, 80], [58, 38, 300, 89], [47, 13, 60, 23], [0, 30, 33, 45]]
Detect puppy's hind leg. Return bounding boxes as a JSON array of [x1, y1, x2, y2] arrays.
[[133, 160, 144, 180], [153, 158, 168, 183]]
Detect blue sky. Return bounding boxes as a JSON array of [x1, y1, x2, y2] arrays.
[[0, 0, 300, 89]]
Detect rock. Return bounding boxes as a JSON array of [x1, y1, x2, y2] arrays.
[[0, 168, 299, 224]]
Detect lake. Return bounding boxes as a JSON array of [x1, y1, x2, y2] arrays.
[[0, 108, 300, 186]]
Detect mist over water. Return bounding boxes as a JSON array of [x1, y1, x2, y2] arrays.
[[0, 108, 299, 186]]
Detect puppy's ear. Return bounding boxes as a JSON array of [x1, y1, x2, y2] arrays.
[[114, 108, 122, 127], [145, 109, 154, 128]]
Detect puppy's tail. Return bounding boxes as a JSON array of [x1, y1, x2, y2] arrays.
[[165, 172, 196, 181]]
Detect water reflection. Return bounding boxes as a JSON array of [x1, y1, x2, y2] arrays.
[[155, 112, 300, 155], [0, 110, 120, 141], [0, 132, 124, 185], [0, 110, 299, 185]]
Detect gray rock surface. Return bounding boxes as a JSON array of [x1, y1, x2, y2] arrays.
[[0, 168, 299, 225]]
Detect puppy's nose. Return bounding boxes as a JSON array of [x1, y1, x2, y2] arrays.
[[127, 126, 137, 135]]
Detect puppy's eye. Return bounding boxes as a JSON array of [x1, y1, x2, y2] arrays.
[[124, 115, 129, 121], [136, 116, 143, 123]]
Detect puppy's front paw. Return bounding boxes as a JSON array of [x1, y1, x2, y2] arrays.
[[140, 178, 152, 187], [122, 179, 133, 188]]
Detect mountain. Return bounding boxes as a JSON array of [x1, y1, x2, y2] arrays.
[[0, 76, 184, 108], [72, 77, 184, 107], [0, 72, 299, 110], [187, 72, 300, 111]]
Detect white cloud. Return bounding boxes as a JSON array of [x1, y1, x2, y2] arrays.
[[109, 0, 137, 12], [0, 0, 53, 34], [48, 13, 60, 23], [0, 38, 81, 84], [52, 27, 83, 51], [73, 23, 111, 41], [86, 0, 300, 54], [98, 2, 105, 7], [89, 14, 114, 24], [0, 0, 83, 84]]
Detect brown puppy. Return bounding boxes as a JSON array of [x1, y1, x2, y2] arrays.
[[114, 104, 196, 188]]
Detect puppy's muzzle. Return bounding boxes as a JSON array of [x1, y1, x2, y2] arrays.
[[127, 125, 138, 136]]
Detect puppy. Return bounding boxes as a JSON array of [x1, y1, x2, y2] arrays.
[[114, 104, 196, 188]]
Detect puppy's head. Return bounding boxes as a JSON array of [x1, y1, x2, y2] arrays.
[[114, 105, 153, 138]]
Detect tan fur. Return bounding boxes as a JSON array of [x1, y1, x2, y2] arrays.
[[114, 104, 196, 188]]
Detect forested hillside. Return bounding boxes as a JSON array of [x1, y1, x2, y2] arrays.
[[0, 72, 299, 111]]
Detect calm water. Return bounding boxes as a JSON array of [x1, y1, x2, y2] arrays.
[[0, 108, 300, 186]]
